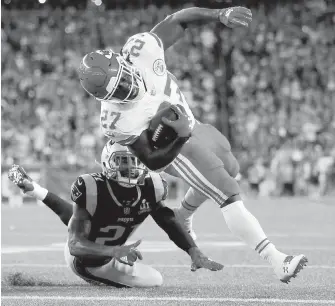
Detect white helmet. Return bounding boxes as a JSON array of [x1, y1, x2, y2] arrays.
[[101, 141, 148, 186]]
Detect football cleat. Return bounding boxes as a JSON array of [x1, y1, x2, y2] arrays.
[[173, 208, 197, 241], [8, 165, 34, 193], [275, 254, 308, 284]]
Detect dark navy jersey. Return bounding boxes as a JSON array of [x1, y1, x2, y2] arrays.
[[70, 172, 168, 249]]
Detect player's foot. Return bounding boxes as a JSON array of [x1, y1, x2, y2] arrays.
[[274, 254, 308, 284], [8, 165, 34, 193], [173, 208, 197, 241]]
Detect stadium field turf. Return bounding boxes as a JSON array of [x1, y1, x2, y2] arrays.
[[2, 197, 335, 306]]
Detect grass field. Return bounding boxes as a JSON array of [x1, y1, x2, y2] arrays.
[[2, 197, 335, 306]]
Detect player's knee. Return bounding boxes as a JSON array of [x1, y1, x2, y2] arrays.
[[151, 268, 163, 287], [142, 267, 163, 287]]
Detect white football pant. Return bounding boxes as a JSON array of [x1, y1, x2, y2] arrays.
[[64, 243, 163, 288]]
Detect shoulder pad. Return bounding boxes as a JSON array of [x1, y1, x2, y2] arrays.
[[70, 176, 85, 203], [71, 174, 98, 217]]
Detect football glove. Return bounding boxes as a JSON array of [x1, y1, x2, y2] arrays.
[[219, 7, 252, 29], [161, 105, 193, 138], [188, 247, 224, 272], [8, 164, 39, 197]]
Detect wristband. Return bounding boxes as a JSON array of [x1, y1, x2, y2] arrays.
[[32, 182, 48, 201]]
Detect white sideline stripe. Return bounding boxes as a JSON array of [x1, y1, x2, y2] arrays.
[[1, 241, 244, 254], [2, 263, 335, 269], [2, 296, 335, 304]]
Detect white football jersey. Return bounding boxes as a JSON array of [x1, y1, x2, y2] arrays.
[[100, 32, 195, 145]]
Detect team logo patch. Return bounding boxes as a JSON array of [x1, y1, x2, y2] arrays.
[[153, 59, 166, 76], [124, 207, 131, 215], [71, 184, 82, 202]]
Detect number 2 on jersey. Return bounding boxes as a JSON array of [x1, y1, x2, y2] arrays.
[[101, 110, 121, 130], [130, 39, 145, 57]]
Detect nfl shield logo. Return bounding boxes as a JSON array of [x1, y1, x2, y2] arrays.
[[124, 207, 130, 215]]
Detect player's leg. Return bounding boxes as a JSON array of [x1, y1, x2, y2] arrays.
[[64, 244, 163, 288], [173, 123, 240, 236], [171, 138, 307, 283]]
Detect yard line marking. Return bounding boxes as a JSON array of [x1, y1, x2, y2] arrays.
[[2, 263, 335, 269], [2, 296, 335, 304], [2, 243, 335, 254]]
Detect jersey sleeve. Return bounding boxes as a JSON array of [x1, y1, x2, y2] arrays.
[[70, 174, 98, 217], [149, 172, 168, 203], [121, 32, 166, 76]]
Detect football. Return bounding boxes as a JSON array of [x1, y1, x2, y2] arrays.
[[149, 105, 178, 149]]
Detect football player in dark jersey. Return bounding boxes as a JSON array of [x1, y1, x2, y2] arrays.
[[8, 141, 223, 288]]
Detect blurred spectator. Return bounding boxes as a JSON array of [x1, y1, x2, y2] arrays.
[[1, 0, 335, 197], [247, 158, 266, 195]]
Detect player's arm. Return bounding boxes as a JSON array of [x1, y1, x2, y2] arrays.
[[151, 202, 224, 271], [147, 173, 194, 252], [128, 129, 189, 171], [128, 105, 192, 171], [151, 6, 252, 50], [67, 204, 111, 259], [148, 173, 223, 271], [150, 202, 196, 253], [67, 205, 142, 265]]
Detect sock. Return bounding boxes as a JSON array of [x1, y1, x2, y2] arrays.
[[221, 200, 286, 266], [256, 238, 286, 266], [178, 199, 199, 219], [177, 188, 207, 219]]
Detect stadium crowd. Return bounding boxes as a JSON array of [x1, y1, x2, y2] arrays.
[[2, 0, 335, 197]]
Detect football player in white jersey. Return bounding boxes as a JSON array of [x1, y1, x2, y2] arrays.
[[78, 6, 307, 283], [8, 142, 223, 288]]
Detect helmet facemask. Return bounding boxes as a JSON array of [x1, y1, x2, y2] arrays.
[[102, 149, 148, 187], [99, 55, 145, 103]]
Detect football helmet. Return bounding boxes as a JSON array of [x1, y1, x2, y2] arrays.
[[78, 49, 145, 103], [101, 140, 148, 186]]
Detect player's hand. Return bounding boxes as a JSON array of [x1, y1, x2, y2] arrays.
[[188, 247, 224, 272], [112, 240, 143, 266], [161, 105, 193, 138], [8, 165, 34, 194], [219, 7, 252, 29]]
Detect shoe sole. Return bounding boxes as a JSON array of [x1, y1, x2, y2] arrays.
[[280, 256, 308, 284]]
